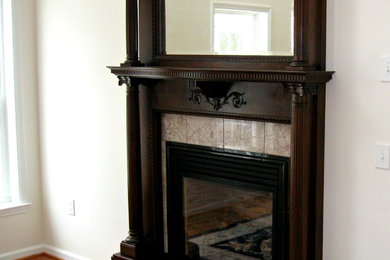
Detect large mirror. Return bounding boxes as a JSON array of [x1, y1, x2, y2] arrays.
[[165, 0, 294, 56]]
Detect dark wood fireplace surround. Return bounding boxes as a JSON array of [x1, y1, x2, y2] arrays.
[[109, 0, 334, 259]]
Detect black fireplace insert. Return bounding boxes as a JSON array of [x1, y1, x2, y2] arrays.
[[166, 142, 289, 260]]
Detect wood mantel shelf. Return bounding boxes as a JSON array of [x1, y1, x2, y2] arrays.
[[109, 66, 334, 84]]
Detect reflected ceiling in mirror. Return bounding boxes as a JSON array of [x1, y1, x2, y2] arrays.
[[165, 0, 294, 56]]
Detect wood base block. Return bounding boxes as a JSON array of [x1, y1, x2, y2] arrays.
[[121, 242, 136, 257], [111, 253, 134, 260], [112, 241, 145, 260]]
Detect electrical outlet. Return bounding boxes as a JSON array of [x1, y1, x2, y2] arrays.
[[381, 56, 390, 82], [68, 200, 75, 216], [376, 144, 390, 169]]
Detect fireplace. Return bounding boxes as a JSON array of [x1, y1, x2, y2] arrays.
[[108, 78, 331, 260], [110, 0, 333, 259], [160, 114, 291, 257], [166, 142, 289, 260]]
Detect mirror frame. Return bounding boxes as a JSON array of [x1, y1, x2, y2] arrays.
[[127, 0, 327, 70]]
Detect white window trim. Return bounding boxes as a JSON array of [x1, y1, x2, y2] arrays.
[[0, 0, 29, 217], [0, 202, 31, 217]]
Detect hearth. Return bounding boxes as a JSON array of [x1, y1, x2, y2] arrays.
[[166, 142, 289, 259]]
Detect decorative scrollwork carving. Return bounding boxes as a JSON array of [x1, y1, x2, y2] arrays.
[[189, 88, 247, 111], [230, 92, 247, 109], [189, 89, 202, 105]]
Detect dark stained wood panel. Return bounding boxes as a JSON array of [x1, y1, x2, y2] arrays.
[[151, 80, 292, 123]]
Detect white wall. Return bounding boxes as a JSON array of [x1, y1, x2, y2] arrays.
[[324, 0, 390, 259], [0, 0, 43, 253], [36, 0, 128, 259]]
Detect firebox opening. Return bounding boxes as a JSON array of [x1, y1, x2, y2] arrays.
[[166, 142, 289, 260]]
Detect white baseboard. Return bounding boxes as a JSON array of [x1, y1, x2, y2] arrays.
[[0, 245, 44, 260], [0, 244, 92, 260], [43, 245, 91, 260]]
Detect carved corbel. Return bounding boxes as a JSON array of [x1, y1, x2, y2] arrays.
[[118, 76, 143, 98], [284, 83, 317, 96], [118, 76, 132, 87], [284, 83, 317, 105]]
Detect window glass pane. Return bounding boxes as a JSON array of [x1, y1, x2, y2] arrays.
[[0, 0, 10, 204], [0, 0, 18, 205]]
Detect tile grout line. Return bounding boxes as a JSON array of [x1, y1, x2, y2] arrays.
[[222, 118, 225, 149], [185, 115, 188, 143], [264, 122, 267, 154]]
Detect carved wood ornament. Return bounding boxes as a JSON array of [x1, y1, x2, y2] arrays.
[[188, 83, 247, 111], [109, 0, 334, 259]]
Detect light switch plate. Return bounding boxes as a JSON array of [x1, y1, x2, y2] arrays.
[[376, 144, 390, 169], [68, 200, 75, 216], [381, 56, 390, 82]]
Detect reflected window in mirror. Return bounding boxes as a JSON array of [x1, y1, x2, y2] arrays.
[[213, 5, 270, 55], [165, 0, 294, 56]]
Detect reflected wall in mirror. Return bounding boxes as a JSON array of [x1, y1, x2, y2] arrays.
[[165, 0, 294, 56]]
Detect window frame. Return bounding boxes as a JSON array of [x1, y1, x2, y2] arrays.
[[0, 0, 30, 217]]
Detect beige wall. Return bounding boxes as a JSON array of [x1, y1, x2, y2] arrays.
[[324, 0, 390, 259], [36, 0, 128, 259], [4, 1, 390, 260], [166, 0, 293, 55], [32, 0, 390, 258], [0, 0, 43, 254]]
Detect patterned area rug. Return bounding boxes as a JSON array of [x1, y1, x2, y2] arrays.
[[188, 214, 272, 260], [212, 227, 272, 259]]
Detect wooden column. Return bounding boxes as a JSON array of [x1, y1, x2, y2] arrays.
[[124, 0, 141, 66], [288, 83, 319, 260], [114, 76, 144, 260], [314, 86, 326, 260], [292, 0, 306, 65]]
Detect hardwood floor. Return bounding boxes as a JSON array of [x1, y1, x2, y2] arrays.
[[15, 253, 63, 260]]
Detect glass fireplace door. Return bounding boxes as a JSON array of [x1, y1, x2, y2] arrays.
[[183, 177, 274, 260], [166, 142, 288, 260]]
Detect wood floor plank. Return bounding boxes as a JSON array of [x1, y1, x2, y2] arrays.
[[15, 252, 64, 260]]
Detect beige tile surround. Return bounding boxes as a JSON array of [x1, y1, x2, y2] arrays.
[[161, 113, 291, 252], [162, 114, 291, 156]]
